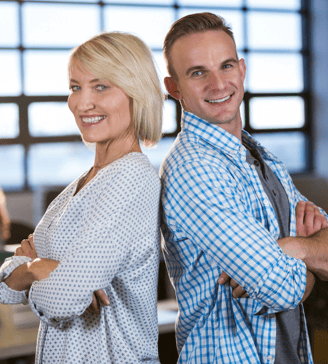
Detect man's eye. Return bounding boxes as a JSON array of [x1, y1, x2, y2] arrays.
[[191, 71, 203, 77]]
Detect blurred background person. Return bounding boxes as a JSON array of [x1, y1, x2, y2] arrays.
[[0, 187, 11, 243]]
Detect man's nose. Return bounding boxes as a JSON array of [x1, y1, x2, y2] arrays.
[[207, 71, 226, 91]]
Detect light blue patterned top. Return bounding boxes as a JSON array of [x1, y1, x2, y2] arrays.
[[160, 111, 319, 364], [0, 152, 161, 364]]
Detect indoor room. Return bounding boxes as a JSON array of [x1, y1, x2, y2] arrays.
[[1, 0, 328, 363]]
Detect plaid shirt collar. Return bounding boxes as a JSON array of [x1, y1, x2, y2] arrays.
[[181, 110, 281, 163]]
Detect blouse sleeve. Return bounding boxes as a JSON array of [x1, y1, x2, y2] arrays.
[[29, 160, 160, 328], [0, 256, 32, 305]]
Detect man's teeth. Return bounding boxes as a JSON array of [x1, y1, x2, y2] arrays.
[[207, 95, 231, 103], [82, 116, 105, 123]]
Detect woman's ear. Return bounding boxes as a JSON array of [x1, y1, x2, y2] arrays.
[[164, 77, 182, 101]]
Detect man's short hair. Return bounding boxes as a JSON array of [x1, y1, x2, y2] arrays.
[[163, 12, 236, 80]]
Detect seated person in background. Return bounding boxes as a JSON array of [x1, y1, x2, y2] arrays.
[[160, 12, 328, 364], [0, 31, 163, 364], [0, 187, 11, 242]]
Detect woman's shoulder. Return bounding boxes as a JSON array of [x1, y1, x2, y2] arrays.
[[103, 152, 159, 186]]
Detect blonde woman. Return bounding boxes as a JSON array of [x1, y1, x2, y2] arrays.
[[0, 32, 163, 364]]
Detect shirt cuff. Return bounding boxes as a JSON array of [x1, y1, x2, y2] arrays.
[[0, 256, 32, 305]]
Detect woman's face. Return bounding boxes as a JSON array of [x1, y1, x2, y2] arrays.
[[68, 62, 134, 146]]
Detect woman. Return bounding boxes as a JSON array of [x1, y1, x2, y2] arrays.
[[0, 32, 163, 363]]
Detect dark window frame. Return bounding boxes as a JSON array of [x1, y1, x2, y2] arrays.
[[0, 0, 312, 191]]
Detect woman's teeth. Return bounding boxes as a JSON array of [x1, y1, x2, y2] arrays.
[[82, 116, 105, 123]]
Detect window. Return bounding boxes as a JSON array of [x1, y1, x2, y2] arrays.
[[0, 0, 310, 190]]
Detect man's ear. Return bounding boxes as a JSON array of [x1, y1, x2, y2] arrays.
[[239, 58, 246, 83], [164, 77, 182, 101]]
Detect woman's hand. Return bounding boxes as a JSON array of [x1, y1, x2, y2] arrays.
[[85, 289, 110, 315], [27, 258, 59, 281], [15, 234, 38, 260]]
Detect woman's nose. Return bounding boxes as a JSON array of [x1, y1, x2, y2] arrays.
[[77, 90, 95, 112]]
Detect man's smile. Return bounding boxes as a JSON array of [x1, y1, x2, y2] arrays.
[[205, 95, 231, 103]]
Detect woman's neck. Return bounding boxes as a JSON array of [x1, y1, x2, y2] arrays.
[[93, 137, 141, 170]]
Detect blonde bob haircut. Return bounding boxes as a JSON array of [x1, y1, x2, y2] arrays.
[[69, 32, 163, 147]]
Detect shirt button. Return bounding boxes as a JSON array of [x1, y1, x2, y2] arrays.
[[251, 165, 256, 169], [267, 355, 273, 361], [263, 199, 270, 206]]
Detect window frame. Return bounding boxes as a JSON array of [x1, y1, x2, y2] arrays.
[[0, 0, 312, 191]]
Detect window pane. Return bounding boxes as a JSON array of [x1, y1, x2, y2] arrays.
[[163, 99, 177, 134], [0, 104, 19, 138], [246, 0, 301, 10], [141, 137, 175, 171], [28, 142, 94, 188], [105, 6, 174, 48], [0, 2, 19, 47], [253, 132, 306, 173], [179, 0, 242, 5], [22, 3, 100, 48], [28, 0, 98, 2], [178, 9, 244, 49], [250, 96, 304, 129], [104, 0, 174, 3], [0, 51, 21, 96], [153, 51, 168, 91], [0, 145, 25, 189], [240, 101, 245, 128], [247, 12, 302, 50], [29, 102, 78, 137], [24, 51, 70, 96], [247, 53, 303, 93]]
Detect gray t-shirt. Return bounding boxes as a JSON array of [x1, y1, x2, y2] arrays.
[[246, 148, 302, 364]]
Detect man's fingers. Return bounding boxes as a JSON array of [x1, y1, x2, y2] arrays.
[[296, 201, 306, 236], [218, 271, 231, 285], [232, 285, 247, 298], [94, 289, 110, 306]]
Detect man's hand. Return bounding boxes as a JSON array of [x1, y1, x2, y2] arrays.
[[296, 200, 327, 237], [218, 271, 249, 298], [15, 234, 38, 260], [86, 289, 110, 314]]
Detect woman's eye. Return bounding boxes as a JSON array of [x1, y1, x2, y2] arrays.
[[96, 85, 108, 91], [70, 85, 80, 92]]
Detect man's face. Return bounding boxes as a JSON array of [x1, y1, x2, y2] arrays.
[[165, 30, 246, 132]]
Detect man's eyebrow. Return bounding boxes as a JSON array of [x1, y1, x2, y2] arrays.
[[185, 58, 239, 76], [222, 58, 238, 65], [185, 66, 206, 76]]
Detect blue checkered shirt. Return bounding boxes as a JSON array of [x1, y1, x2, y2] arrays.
[[160, 111, 315, 364]]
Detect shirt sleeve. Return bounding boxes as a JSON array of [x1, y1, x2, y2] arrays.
[[29, 164, 160, 328], [162, 160, 307, 315], [0, 256, 32, 304]]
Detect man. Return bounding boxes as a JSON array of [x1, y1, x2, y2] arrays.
[[160, 12, 328, 363]]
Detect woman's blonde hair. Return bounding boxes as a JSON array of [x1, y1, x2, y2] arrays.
[[69, 32, 163, 147]]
